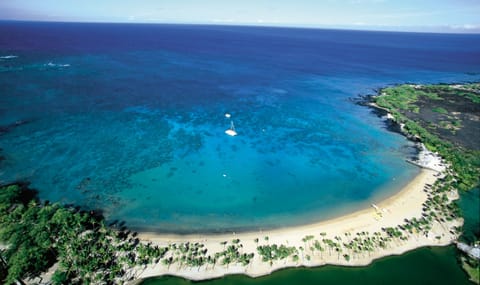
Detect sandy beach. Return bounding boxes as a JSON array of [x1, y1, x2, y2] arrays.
[[129, 152, 462, 282]]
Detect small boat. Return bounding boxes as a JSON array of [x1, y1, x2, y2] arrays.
[[225, 121, 237, 136]]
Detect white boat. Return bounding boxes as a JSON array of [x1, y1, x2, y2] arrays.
[[225, 121, 237, 136]]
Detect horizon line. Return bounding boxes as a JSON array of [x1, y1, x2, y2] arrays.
[[1, 19, 480, 35]]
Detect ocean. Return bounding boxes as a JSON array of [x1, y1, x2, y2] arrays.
[[1, 22, 479, 233]]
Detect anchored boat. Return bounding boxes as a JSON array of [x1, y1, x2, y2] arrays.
[[225, 121, 237, 136]]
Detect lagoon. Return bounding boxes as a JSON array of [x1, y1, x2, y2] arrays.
[[0, 22, 479, 232]]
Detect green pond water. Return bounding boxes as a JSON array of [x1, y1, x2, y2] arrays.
[[142, 246, 471, 285], [142, 188, 480, 285], [458, 188, 480, 244]]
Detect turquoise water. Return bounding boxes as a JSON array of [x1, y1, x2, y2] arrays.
[[1, 23, 480, 232], [141, 188, 479, 285]]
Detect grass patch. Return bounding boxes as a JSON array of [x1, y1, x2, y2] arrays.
[[374, 83, 480, 192], [432, 107, 448, 114], [461, 256, 480, 284]]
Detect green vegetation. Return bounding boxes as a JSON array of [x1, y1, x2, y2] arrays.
[[257, 178, 463, 266], [461, 255, 479, 284], [375, 85, 422, 113], [0, 82, 476, 284], [432, 107, 448, 114], [373, 83, 480, 283], [257, 244, 298, 264], [214, 241, 254, 267], [0, 156, 465, 284], [0, 184, 167, 284], [143, 246, 473, 285], [457, 83, 480, 103], [0, 183, 256, 284], [374, 84, 480, 192]]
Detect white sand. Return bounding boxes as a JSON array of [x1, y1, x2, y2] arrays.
[[120, 94, 464, 284], [129, 163, 462, 282]]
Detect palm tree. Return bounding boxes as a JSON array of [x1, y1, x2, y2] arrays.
[[299, 246, 304, 260], [313, 240, 323, 258], [0, 252, 27, 285]]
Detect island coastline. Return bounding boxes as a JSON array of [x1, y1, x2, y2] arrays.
[[126, 83, 479, 283], [130, 147, 462, 283], [1, 82, 474, 285]]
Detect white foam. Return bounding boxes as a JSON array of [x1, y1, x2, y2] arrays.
[[415, 144, 446, 172], [44, 62, 70, 68], [0, 55, 18, 59]]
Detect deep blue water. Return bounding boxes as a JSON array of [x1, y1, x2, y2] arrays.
[[1, 22, 479, 232]]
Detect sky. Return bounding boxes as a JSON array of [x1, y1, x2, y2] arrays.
[[1, 0, 480, 33]]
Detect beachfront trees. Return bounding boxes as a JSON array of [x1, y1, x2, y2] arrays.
[[204, 241, 254, 268], [161, 257, 174, 269], [335, 245, 342, 260], [0, 110, 468, 283], [166, 242, 212, 269], [292, 254, 299, 263], [313, 240, 324, 258], [0, 184, 173, 285], [302, 235, 315, 255], [257, 244, 297, 265], [240, 253, 255, 266], [0, 171, 463, 283], [0, 186, 57, 284]]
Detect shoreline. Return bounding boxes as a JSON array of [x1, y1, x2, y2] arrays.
[[126, 168, 420, 236], [137, 169, 431, 240], [129, 154, 462, 283]]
